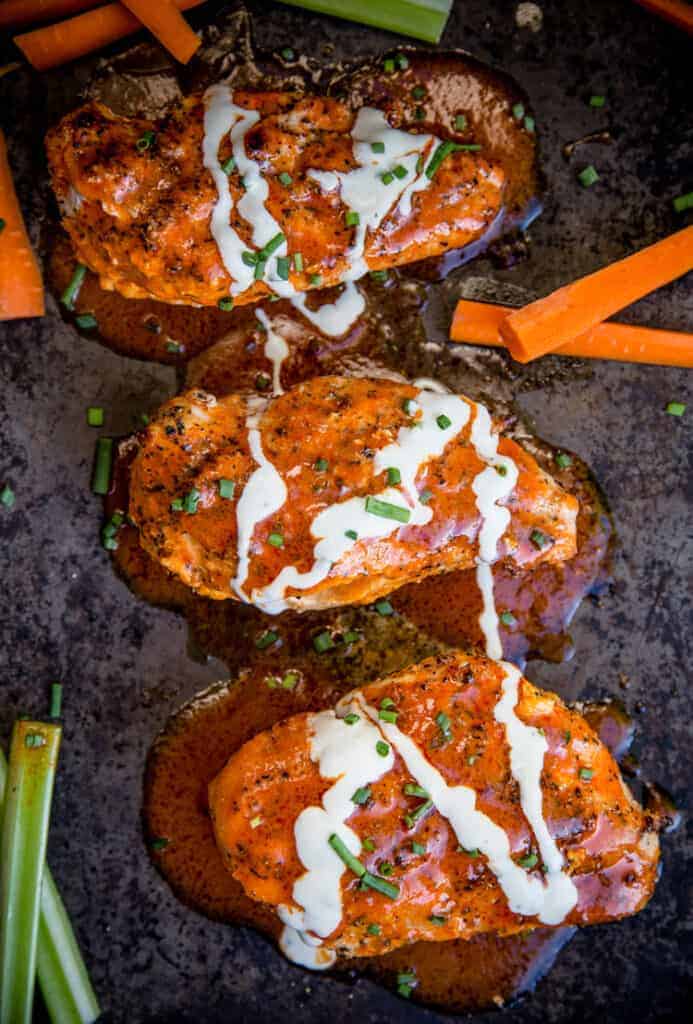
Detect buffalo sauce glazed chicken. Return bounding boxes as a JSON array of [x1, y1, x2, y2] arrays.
[[46, 79, 528, 334], [128, 376, 578, 631], [209, 651, 659, 969]]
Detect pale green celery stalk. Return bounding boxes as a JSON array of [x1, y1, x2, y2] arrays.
[[0, 721, 61, 1024], [276, 0, 452, 44], [0, 743, 100, 1024]]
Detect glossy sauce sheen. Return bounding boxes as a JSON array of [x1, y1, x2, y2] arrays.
[[144, 667, 658, 1012]]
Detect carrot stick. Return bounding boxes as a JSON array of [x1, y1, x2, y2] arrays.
[[451, 299, 693, 368], [0, 1, 99, 31], [119, 0, 200, 63], [14, 0, 205, 71], [499, 226, 693, 363], [0, 129, 44, 321], [633, 0, 693, 35]]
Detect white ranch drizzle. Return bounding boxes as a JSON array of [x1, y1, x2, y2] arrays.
[[231, 398, 286, 601], [249, 391, 470, 614], [352, 685, 577, 925], [468, 402, 520, 660], [255, 309, 288, 395], [203, 87, 438, 337], [278, 709, 394, 961]]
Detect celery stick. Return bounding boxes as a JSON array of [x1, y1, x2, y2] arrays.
[[0, 747, 99, 1024], [0, 722, 61, 1024], [276, 0, 452, 44]]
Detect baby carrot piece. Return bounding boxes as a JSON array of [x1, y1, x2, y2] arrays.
[[0, 128, 44, 321], [633, 0, 693, 35], [451, 298, 693, 367], [499, 226, 693, 362], [0, 1, 99, 31], [14, 0, 205, 71], [119, 0, 201, 63]]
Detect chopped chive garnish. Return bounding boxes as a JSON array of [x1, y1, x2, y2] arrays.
[[86, 406, 103, 427], [381, 171, 394, 185], [404, 783, 429, 798], [218, 296, 234, 311], [310, 273, 323, 286], [367, 923, 381, 935], [183, 488, 200, 514], [276, 256, 291, 280], [268, 532, 284, 548], [375, 599, 394, 616], [220, 156, 235, 174], [411, 841, 426, 855], [530, 529, 552, 550], [378, 861, 393, 876], [362, 872, 399, 899], [379, 709, 398, 724], [495, 464, 508, 477], [49, 683, 63, 719], [429, 914, 446, 925], [328, 833, 366, 877], [345, 529, 358, 540], [589, 95, 606, 107], [0, 218, 4, 232], [136, 129, 156, 152], [278, 171, 293, 187], [461, 846, 479, 857], [673, 192, 693, 213], [458, 143, 481, 151], [402, 398, 416, 415], [91, 437, 113, 495], [254, 259, 267, 280], [555, 452, 572, 468], [165, 340, 183, 353], [314, 457, 328, 471], [467, 754, 477, 765], [369, 269, 388, 282], [0, 485, 14, 509], [261, 232, 286, 258], [436, 413, 452, 429], [352, 786, 371, 805], [376, 741, 390, 757], [281, 46, 295, 60], [75, 313, 97, 330], [454, 113, 467, 130], [564, 730, 572, 745], [255, 373, 270, 390], [242, 251, 259, 266], [371, 141, 385, 154], [293, 252, 304, 272], [403, 799, 432, 828], [518, 852, 538, 869], [255, 630, 279, 649], [435, 710, 452, 743], [579, 767, 594, 780], [578, 164, 599, 188], [250, 816, 263, 829], [397, 972, 416, 998], [414, 106, 425, 120], [524, 115, 535, 133], [218, 478, 235, 499], [665, 401, 686, 416], [386, 466, 401, 485], [426, 140, 459, 178], [60, 263, 86, 310], [512, 102, 525, 120], [411, 85, 426, 100], [365, 496, 410, 523], [170, 498, 184, 512], [396, 53, 409, 69], [313, 630, 335, 653], [383, 58, 395, 73], [381, 697, 396, 709], [343, 631, 360, 644], [344, 713, 360, 725], [150, 836, 169, 851], [363, 837, 375, 852], [345, 210, 360, 227], [281, 672, 299, 690], [392, 164, 408, 180], [500, 611, 517, 628]]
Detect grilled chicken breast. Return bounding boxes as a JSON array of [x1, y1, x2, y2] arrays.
[[128, 377, 578, 611], [46, 86, 511, 308], [209, 651, 659, 965]]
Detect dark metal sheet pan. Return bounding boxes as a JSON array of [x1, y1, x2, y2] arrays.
[[0, 1, 691, 1020]]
